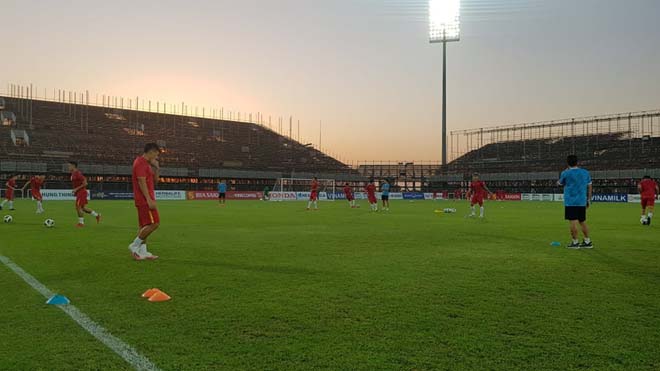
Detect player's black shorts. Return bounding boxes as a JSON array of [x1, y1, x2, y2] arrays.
[[565, 206, 586, 222], [381, 195, 389, 201], [219, 192, 226, 199]]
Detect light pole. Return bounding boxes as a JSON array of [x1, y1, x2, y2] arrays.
[[429, 0, 460, 167]]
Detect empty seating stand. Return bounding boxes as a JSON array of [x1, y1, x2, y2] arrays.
[[0, 97, 351, 175]]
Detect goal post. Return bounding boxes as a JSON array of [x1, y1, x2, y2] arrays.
[[272, 177, 336, 201]]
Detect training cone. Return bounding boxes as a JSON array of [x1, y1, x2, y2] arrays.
[[148, 290, 171, 302], [46, 295, 70, 305], [141, 288, 160, 298]]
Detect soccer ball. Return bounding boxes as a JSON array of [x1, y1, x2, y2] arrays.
[[44, 219, 55, 228], [3, 215, 12, 223], [641, 216, 648, 225]]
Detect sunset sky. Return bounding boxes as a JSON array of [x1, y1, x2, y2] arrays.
[[2, 0, 659, 164]]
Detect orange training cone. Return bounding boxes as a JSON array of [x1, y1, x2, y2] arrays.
[[148, 290, 171, 302], [141, 288, 160, 298]]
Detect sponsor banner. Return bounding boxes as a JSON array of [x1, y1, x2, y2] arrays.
[[521, 193, 553, 202], [329, 192, 361, 200], [424, 193, 438, 200], [92, 191, 186, 200], [187, 191, 217, 200], [330, 192, 345, 200], [41, 189, 90, 201], [388, 192, 404, 200], [541, 194, 554, 202], [592, 193, 628, 203], [155, 190, 186, 200], [228, 191, 262, 200], [92, 191, 133, 200], [187, 191, 262, 200], [295, 191, 328, 200], [270, 191, 431, 201], [535, 193, 631, 203], [269, 191, 298, 201], [503, 193, 522, 201], [402, 192, 425, 200], [628, 194, 641, 203]]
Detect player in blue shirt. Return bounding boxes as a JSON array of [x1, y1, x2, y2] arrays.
[[558, 155, 593, 249], [381, 179, 391, 211], [218, 180, 227, 206]]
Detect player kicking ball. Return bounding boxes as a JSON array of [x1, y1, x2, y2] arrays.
[[558, 155, 593, 249], [343, 182, 357, 208], [68, 161, 101, 227], [307, 177, 319, 211], [638, 175, 659, 225], [128, 143, 161, 261], [23, 175, 46, 214], [365, 179, 378, 212], [0, 175, 18, 211], [468, 173, 491, 218]]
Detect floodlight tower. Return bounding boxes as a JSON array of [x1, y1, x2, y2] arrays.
[[429, 0, 460, 166]]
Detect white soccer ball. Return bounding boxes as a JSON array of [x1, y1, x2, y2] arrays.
[[44, 219, 55, 228], [3, 215, 12, 223]]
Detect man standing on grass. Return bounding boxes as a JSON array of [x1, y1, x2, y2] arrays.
[[218, 179, 227, 206], [381, 179, 391, 211], [128, 143, 161, 261], [307, 177, 319, 211], [0, 174, 18, 211], [365, 179, 378, 212], [68, 161, 101, 228], [638, 175, 659, 225], [558, 155, 593, 249]]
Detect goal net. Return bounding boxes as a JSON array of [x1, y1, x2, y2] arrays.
[[272, 178, 336, 201]]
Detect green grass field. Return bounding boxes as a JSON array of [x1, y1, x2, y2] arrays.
[[1, 199, 659, 370]]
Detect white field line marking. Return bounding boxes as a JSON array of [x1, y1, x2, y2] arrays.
[[0, 255, 160, 371]]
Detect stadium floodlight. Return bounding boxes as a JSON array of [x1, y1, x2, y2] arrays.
[[429, 0, 461, 167], [429, 0, 460, 43]]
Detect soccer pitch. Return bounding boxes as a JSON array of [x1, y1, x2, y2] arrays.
[[1, 199, 659, 370]]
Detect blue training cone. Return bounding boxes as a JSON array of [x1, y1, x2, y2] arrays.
[[46, 295, 70, 305]]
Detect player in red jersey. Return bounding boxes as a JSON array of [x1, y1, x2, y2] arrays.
[[68, 161, 101, 227], [343, 182, 356, 208], [22, 175, 46, 214], [307, 177, 319, 211], [468, 173, 492, 218], [638, 175, 659, 225], [128, 143, 161, 261], [365, 179, 378, 212], [1, 175, 18, 211]]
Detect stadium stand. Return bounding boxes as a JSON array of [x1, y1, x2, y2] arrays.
[[0, 96, 366, 191], [430, 110, 660, 194], [447, 133, 659, 173], [0, 97, 348, 172]]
